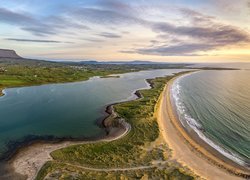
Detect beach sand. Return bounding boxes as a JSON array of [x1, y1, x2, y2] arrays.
[[10, 74, 250, 180], [157, 77, 249, 180], [8, 82, 146, 180], [10, 111, 130, 180]]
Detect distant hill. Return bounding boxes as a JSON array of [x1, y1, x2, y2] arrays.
[[0, 49, 22, 58], [63, 60, 170, 65]]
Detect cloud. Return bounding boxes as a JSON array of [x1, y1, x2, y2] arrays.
[[0, 7, 36, 25], [83, 38, 104, 42], [1, 1, 250, 57], [0, 1, 139, 37], [133, 43, 215, 56], [152, 22, 249, 44], [0, 7, 55, 36], [0, 7, 89, 36], [98, 0, 133, 13], [97, 32, 121, 38], [72, 8, 142, 26], [69, 1, 148, 27], [5, 38, 73, 43], [67, 3, 250, 56], [179, 8, 214, 24], [151, 7, 250, 46], [121, 8, 250, 56], [247, 0, 250, 11]]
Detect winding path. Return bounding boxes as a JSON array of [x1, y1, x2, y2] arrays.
[[61, 161, 165, 172], [11, 73, 248, 180], [11, 118, 131, 180]]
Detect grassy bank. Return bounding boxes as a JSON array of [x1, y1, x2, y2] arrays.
[[36, 71, 197, 179], [0, 58, 190, 97], [0, 58, 134, 96], [0, 57, 235, 97]]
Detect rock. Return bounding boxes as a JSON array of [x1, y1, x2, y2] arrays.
[[0, 49, 22, 58]]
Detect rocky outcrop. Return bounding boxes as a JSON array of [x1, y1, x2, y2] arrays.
[[0, 49, 21, 58]]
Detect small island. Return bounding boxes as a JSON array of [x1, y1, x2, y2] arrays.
[[100, 75, 120, 78]]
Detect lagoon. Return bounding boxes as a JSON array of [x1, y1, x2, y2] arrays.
[[0, 69, 186, 157]]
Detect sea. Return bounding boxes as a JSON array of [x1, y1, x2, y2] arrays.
[[171, 69, 250, 168]]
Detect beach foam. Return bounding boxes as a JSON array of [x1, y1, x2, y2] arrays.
[[171, 74, 248, 168]]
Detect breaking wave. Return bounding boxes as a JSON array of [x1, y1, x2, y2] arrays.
[[171, 73, 249, 168]]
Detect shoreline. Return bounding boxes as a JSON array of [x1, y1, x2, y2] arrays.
[[0, 72, 154, 163], [0, 88, 5, 96], [171, 73, 250, 170], [7, 79, 153, 180], [0, 102, 119, 162], [8, 103, 131, 180], [158, 73, 250, 179], [0, 74, 140, 161], [5, 71, 249, 179]]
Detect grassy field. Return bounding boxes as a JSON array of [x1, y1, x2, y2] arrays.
[[0, 58, 129, 96], [0, 57, 234, 97], [36, 71, 197, 180], [0, 58, 192, 96]]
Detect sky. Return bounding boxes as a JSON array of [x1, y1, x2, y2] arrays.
[[0, 0, 250, 62]]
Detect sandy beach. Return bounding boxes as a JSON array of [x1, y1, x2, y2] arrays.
[[157, 76, 249, 180], [10, 124, 130, 180], [6, 77, 151, 179], [9, 73, 250, 180], [9, 103, 131, 180], [0, 89, 5, 97]]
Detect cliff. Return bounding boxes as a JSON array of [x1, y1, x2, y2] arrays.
[[0, 49, 21, 58]]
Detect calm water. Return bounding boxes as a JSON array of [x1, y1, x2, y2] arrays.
[[0, 69, 186, 157], [172, 70, 250, 168], [193, 62, 250, 70]]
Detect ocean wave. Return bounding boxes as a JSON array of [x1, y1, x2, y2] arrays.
[[171, 77, 203, 130], [170, 75, 249, 168]]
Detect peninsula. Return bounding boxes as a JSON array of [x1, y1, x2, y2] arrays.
[[10, 71, 249, 180], [1, 0, 250, 179]]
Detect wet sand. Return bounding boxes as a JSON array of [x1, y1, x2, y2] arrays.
[[9, 119, 130, 180], [9, 74, 250, 180], [157, 75, 249, 180], [8, 87, 144, 180], [8, 98, 131, 180]]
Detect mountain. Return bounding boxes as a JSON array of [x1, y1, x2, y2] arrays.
[[0, 49, 22, 58], [62, 60, 169, 65]]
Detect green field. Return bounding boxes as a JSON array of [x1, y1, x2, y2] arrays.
[[0, 57, 233, 97], [0, 58, 191, 96], [1, 58, 235, 178], [0, 58, 128, 95], [36, 72, 198, 180]]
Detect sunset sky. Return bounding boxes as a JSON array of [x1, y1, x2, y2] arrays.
[[0, 0, 250, 62]]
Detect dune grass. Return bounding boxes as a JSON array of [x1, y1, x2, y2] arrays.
[[36, 72, 196, 180]]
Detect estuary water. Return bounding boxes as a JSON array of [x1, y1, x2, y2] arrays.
[[171, 70, 250, 168], [0, 69, 185, 158]]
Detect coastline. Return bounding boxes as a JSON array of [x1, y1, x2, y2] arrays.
[[1, 71, 149, 162], [157, 73, 250, 179], [5, 71, 249, 179], [0, 88, 4, 96], [9, 103, 131, 180], [7, 79, 154, 179]]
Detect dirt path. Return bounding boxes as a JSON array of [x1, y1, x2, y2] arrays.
[[62, 161, 165, 172], [11, 122, 131, 180]]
